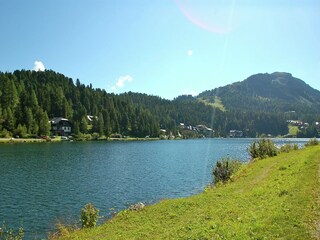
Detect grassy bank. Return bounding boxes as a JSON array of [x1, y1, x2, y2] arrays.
[[0, 136, 159, 144], [54, 145, 320, 240], [0, 137, 54, 143]]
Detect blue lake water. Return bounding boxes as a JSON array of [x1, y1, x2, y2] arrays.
[[0, 138, 309, 239]]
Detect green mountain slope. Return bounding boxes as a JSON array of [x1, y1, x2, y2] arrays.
[[198, 72, 320, 114]]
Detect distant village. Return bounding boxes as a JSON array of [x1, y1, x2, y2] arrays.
[[159, 122, 243, 139], [48, 116, 319, 139], [49, 117, 241, 139]]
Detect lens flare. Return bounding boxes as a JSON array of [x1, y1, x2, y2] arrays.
[[175, 0, 235, 34]]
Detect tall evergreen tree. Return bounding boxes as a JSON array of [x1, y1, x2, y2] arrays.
[[38, 111, 51, 136], [3, 108, 15, 132], [24, 107, 33, 134], [98, 112, 104, 136], [80, 116, 88, 134]]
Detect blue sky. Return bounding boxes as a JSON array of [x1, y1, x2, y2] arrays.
[[1, 0, 319, 99]]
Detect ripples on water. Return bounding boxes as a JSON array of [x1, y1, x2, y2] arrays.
[[0, 138, 309, 238]]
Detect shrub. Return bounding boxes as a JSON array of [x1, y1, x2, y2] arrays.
[[0, 129, 11, 138], [80, 203, 100, 228], [212, 157, 242, 184], [279, 143, 299, 153], [91, 132, 100, 140], [0, 223, 24, 240], [249, 139, 278, 159], [305, 138, 319, 147], [48, 223, 74, 240], [110, 133, 122, 138]]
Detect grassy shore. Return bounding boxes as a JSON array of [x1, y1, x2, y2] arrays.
[[0, 136, 159, 144], [54, 145, 320, 240], [0, 137, 57, 143]]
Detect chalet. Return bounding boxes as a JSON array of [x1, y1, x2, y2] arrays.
[[50, 117, 72, 136], [196, 125, 215, 137], [229, 130, 243, 138]]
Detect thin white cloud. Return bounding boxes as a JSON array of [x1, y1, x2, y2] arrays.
[[33, 61, 45, 72], [187, 50, 193, 57], [112, 75, 133, 90], [183, 89, 198, 96]]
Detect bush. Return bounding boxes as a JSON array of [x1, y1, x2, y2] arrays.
[[110, 133, 122, 138], [0, 129, 11, 138], [0, 223, 24, 240], [80, 203, 100, 228], [305, 138, 319, 147], [249, 139, 278, 159], [91, 132, 100, 140], [279, 143, 299, 153], [212, 157, 242, 184], [13, 124, 28, 138]]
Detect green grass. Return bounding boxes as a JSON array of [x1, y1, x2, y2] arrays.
[[0, 138, 48, 143], [288, 125, 299, 136], [198, 97, 226, 112], [55, 146, 320, 240], [0, 136, 64, 143]]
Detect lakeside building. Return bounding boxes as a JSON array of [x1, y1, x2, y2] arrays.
[[50, 117, 72, 136]]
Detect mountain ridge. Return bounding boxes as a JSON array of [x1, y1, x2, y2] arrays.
[[196, 72, 320, 114]]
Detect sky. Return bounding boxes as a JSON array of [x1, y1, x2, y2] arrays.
[[0, 0, 319, 99]]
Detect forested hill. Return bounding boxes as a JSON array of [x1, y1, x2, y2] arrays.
[[0, 70, 319, 138], [198, 72, 320, 114]]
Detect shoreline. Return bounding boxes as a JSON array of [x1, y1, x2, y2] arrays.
[[0, 136, 315, 144], [0, 138, 54, 144], [0, 137, 160, 144]]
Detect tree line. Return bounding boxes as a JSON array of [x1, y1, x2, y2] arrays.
[[0, 70, 318, 139]]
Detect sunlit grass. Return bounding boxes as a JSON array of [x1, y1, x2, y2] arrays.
[[198, 96, 226, 112], [288, 125, 299, 136], [55, 146, 320, 240]]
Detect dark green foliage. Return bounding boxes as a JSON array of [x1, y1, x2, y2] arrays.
[[0, 70, 319, 138], [13, 124, 27, 138], [305, 138, 319, 147], [38, 110, 50, 136], [249, 139, 278, 159], [2, 108, 15, 132], [212, 157, 242, 183], [0, 129, 11, 138], [80, 117, 88, 134], [0, 71, 161, 138], [80, 203, 99, 228], [297, 124, 319, 138]]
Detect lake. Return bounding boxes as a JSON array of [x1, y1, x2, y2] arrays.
[[0, 138, 309, 239]]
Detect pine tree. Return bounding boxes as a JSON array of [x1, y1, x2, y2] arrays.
[[3, 108, 15, 131], [0, 76, 19, 110], [24, 107, 34, 134], [73, 121, 80, 135], [98, 112, 104, 137], [38, 111, 51, 136], [80, 116, 88, 134], [14, 124, 27, 138]]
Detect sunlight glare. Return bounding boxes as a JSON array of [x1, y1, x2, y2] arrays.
[[175, 0, 236, 34]]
